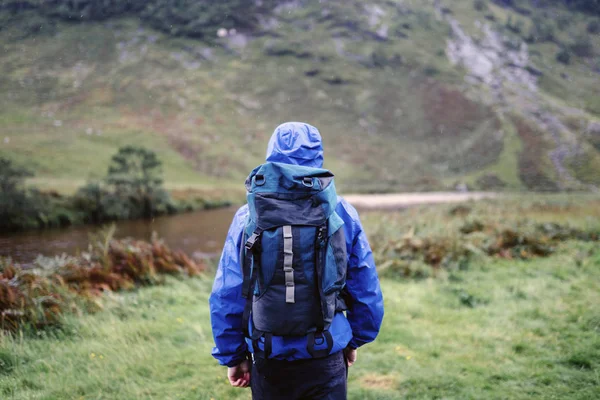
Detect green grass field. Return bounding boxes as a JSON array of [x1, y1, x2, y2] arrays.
[[1, 198, 599, 399]]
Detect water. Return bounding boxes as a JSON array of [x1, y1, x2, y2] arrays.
[[0, 207, 238, 264], [0, 193, 494, 264]]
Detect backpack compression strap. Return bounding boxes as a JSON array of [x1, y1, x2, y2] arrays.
[[305, 223, 334, 358], [242, 231, 261, 338]]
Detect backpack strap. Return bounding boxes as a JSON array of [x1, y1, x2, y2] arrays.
[[307, 330, 333, 359], [314, 223, 327, 331], [306, 223, 335, 358], [242, 230, 262, 338], [251, 329, 273, 359], [241, 231, 261, 298]]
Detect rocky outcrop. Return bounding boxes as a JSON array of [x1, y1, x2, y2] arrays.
[[442, 2, 596, 190]]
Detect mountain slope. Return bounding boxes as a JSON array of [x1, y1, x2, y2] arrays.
[[1, 0, 599, 193]]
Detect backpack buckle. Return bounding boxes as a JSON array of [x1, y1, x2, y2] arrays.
[[245, 233, 260, 250], [302, 177, 314, 187]]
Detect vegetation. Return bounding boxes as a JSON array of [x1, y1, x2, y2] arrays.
[[494, 0, 600, 16], [79, 145, 175, 222], [1, 0, 599, 194], [474, 0, 489, 12], [538, 0, 600, 16], [367, 195, 600, 279], [569, 34, 595, 58], [0, 147, 230, 233], [556, 47, 571, 64], [0, 158, 81, 231], [0, 197, 599, 398], [0, 227, 205, 332], [0, 159, 36, 232], [0, 0, 282, 39], [527, 15, 557, 42], [588, 19, 600, 33]]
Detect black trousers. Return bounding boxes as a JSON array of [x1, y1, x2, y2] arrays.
[[251, 351, 348, 400]]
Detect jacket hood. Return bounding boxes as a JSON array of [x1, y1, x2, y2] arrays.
[[265, 122, 324, 168]]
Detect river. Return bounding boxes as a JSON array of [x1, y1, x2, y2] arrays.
[[0, 207, 238, 264], [0, 192, 495, 264]]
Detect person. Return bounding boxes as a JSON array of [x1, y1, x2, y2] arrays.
[[209, 122, 384, 399]]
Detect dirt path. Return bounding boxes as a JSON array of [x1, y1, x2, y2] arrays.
[[342, 192, 497, 210]]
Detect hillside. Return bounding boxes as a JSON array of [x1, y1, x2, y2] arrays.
[[1, 0, 599, 193]]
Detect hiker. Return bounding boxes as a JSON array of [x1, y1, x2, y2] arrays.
[[209, 122, 384, 399]]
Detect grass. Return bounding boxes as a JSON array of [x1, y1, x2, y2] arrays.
[[4, 0, 599, 193], [1, 197, 599, 399], [0, 278, 234, 400], [457, 116, 524, 190], [361, 248, 600, 399]]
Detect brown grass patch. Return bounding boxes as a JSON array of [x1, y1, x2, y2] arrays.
[[359, 373, 399, 390], [0, 234, 206, 332], [375, 218, 599, 279], [422, 83, 495, 137], [514, 117, 559, 191]]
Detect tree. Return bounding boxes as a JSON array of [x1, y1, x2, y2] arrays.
[[0, 158, 39, 231], [105, 146, 166, 218], [0, 157, 33, 193], [72, 181, 107, 224], [4, 0, 286, 40]]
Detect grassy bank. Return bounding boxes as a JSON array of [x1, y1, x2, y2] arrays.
[[0, 151, 239, 234], [1, 198, 599, 399]]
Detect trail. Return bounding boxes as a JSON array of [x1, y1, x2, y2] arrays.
[[342, 192, 496, 210]]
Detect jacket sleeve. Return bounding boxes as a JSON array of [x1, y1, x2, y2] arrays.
[[209, 206, 249, 367], [342, 202, 384, 349]]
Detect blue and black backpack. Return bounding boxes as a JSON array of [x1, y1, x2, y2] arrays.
[[241, 162, 349, 359]]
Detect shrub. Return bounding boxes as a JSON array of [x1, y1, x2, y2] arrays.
[[105, 146, 171, 219], [556, 13, 573, 31], [72, 181, 108, 224], [473, 0, 488, 12], [0, 158, 41, 232], [0, 158, 32, 197], [3, 0, 285, 40], [370, 49, 403, 68], [0, 233, 206, 332], [373, 220, 599, 280], [496, 0, 600, 17], [570, 35, 594, 58], [588, 20, 600, 34], [556, 48, 571, 64], [1, 146, 206, 233], [506, 15, 524, 34], [72, 147, 177, 224], [527, 16, 556, 43]]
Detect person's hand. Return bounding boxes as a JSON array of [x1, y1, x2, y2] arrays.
[[344, 346, 357, 367], [227, 359, 251, 388]]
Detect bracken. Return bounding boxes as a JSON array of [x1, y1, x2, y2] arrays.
[[0, 235, 206, 332]]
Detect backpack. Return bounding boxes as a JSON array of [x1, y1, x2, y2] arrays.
[[241, 161, 348, 359]]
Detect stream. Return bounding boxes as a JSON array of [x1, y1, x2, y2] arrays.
[[0, 207, 237, 264], [0, 192, 496, 264]]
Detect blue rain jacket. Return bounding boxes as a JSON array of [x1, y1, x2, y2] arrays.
[[209, 122, 384, 367]]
